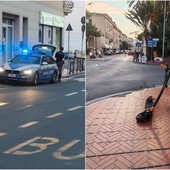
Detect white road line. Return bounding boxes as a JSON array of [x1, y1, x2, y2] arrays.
[[65, 92, 78, 96], [16, 105, 33, 110], [19, 121, 39, 128], [81, 89, 86, 92], [68, 106, 84, 111], [0, 132, 7, 137], [0, 102, 8, 106], [46, 112, 63, 118]]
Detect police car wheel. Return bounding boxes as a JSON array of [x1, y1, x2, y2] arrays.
[[32, 72, 39, 86], [50, 72, 57, 83]]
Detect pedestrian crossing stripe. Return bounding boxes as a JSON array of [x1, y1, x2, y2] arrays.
[[0, 102, 8, 106], [19, 121, 39, 128]]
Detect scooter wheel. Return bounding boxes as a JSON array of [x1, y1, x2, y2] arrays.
[[136, 110, 152, 122]]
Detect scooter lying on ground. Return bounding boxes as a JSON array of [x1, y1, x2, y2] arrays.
[[136, 64, 170, 122]]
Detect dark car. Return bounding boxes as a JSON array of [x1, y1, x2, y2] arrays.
[[104, 50, 113, 55], [0, 52, 58, 85]]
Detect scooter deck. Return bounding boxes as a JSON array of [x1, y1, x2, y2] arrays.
[[145, 96, 154, 109]]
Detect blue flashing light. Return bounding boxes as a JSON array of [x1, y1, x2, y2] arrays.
[[23, 49, 28, 53]]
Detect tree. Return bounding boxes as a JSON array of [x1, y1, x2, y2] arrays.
[[125, 1, 170, 58], [86, 10, 101, 47]]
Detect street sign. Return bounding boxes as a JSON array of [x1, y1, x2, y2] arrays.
[[66, 24, 73, 31], [153, 38, 159, 41], [147, 40, 157, 47], [81, 16, 85, 24], [81, 25, 85, 32]]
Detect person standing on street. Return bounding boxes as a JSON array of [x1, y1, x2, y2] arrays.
[[55, 47, 65, 82]]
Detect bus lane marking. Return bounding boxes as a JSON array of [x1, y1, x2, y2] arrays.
[[53, 139, 85, 160], [19, 121, 39, 128], [0, 102, 8, 106], [46, 112, 63, 118], [68, 106, 84, 111], [4, 136, 59, 155], [0, 132, 7, 137]]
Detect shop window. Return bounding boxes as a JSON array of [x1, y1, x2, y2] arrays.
[[39, 24, 44, 43]]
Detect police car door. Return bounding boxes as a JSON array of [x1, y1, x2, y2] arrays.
[[40, 56, 49, 80], [45, 56, 56, 79]]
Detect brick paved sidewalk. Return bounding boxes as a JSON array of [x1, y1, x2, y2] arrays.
[[86, 87, 170, 169]]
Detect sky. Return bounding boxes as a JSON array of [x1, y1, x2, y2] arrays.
[[64, 0, 86, 52], [86, 0, 141, 38]]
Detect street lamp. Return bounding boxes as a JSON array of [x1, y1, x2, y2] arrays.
[[162, 0, 166, 59]]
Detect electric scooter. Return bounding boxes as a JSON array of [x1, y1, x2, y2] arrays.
[[136, 64, 170, 122]]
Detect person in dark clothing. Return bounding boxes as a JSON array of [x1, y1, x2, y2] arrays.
[[55, 47, 64, 82]]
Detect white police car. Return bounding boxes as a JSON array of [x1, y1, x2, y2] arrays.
[[32, 44, 57, 60], [0, 51, 58, 85]]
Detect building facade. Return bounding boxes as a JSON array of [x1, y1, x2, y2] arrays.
[[0, 1, 73, 64], [87, 13, 122, 51]]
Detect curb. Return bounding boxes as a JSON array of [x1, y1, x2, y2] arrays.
[[86, 86, 162, 106]]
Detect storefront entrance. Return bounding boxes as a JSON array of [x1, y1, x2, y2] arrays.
[[2, 18, 13, 63]]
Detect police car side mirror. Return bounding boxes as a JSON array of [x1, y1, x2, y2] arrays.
[[42, 61, 48, 65]]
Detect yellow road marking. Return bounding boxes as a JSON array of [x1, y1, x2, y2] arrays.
[[53, 139, 85, 160], [46, 112, 63, 118], [4, 136, 59, 155], [68, 106, 84, 111], [19, 121, 38, 128], [0, 102, 8, 106], [0, 132, 7, 137], [4, 137, 41, 154]]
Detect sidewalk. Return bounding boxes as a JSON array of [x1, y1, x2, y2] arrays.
[[86, 87, 170, 169]]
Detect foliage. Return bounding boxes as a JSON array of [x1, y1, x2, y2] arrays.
[[125, 1, 170, 57]]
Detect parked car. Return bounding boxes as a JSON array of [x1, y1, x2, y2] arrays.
[[64, 52, 74, 59], [0, 52, 58, 85], [104, 50, 113, 55]]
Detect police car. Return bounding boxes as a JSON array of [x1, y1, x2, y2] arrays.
[[0, 51, 58, 85], [32, 44, 57, 60]]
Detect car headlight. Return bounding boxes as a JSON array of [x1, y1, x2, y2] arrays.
[[23, 69, 33, 75], [0, 67, 4, 72]]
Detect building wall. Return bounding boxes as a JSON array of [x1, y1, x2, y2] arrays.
[[0, 1, 65, 64]]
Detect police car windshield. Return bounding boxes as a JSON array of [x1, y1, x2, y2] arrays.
[[11, 54, 41, 64]]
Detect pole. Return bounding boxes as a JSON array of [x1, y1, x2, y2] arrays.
[[67, 31, 70, 74], [81, 32, 84, 71], [162, 0, 166, 59]]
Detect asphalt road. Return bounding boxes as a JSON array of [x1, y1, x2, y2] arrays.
[[0, 73, 85, 169], [86, 54, 166, 102]]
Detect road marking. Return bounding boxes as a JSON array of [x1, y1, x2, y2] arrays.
[[65, 92, 78, 96], [68, 106, 84, 111], [81, 89, 86, 92], [53, 139, 85, 160], [19, 121, 39, 128], [0, 132, 7, 137], [46, 112, 63, 118], [16, 105, 33, 110], [74, 78, 85, 82], [0, 102, 8, 106], [4, 136, 59, 155]]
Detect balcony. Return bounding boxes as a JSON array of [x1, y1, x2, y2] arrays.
[[63, 1, 74, 15]]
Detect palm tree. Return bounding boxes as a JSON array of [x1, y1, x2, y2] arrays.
[[125, 1, 170, 58]]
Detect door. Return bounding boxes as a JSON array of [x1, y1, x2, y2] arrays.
[[2, 25, 13, 63]]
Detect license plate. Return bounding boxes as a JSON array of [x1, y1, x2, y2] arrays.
[[8, 73, 16, 78]]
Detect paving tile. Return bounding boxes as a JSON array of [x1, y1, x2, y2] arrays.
[[86, 87, 170, 169]]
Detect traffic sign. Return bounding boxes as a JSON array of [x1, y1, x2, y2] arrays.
[[66, 24, 73, 31], [81, 16, 85, 24], [81, 25, 85, 32], [147, 40, 157, 47]]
